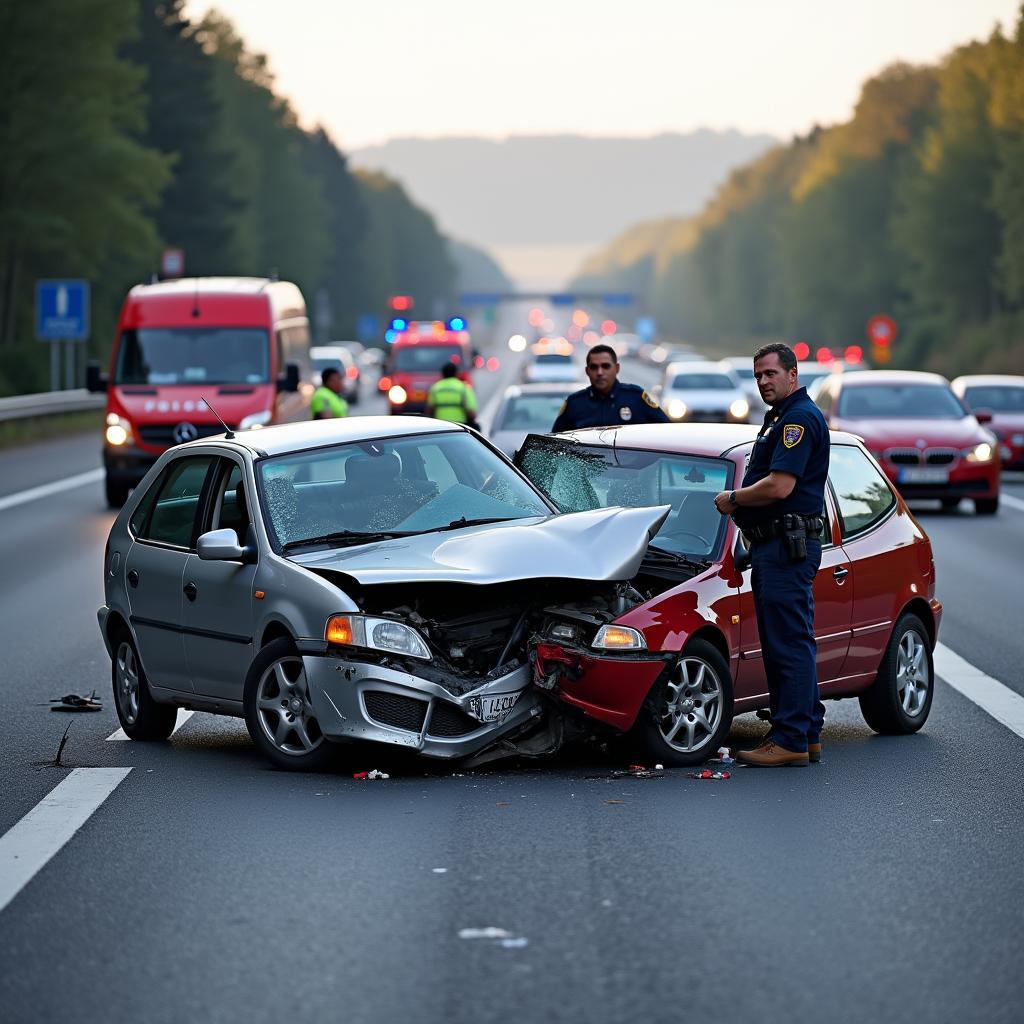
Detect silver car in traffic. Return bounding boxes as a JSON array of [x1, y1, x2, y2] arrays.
[[98, 416, 666, 770]]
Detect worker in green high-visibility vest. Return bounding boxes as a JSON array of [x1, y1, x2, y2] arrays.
[[427, 362, 478, 426], [310, 367, 349, 419]]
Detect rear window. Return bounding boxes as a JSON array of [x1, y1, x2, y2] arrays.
[[493, 394, 569, 432], [963, 386, 1024, 412], [392, 346, 464, 372], [534, 353, 572, 365], [837, 384, 965, 419], [115, 328, 270, 385]]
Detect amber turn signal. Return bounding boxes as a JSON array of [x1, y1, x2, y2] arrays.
[[325, 615, 354, 645]]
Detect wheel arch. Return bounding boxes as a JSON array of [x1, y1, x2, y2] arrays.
[[683, 626, 731, 669], [899, 597, 936, 648], [259, 620, 294, 649]]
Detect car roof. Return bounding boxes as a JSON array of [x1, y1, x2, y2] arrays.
[[665, 360, 737, 376], [501, 382, 578, 398], [178, 415, 463, 458], [556, 422, 863, 457], [951, 374, 1024, 388], [129, 276, 278, 298], [836, 369, 950, 387]]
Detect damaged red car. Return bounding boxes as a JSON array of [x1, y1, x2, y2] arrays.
[[518, 424, 942, 765]]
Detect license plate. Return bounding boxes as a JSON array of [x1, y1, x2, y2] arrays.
[[899, 467, 949, 484], [477, 692, 521, 722], [410, 389, 427, 401]]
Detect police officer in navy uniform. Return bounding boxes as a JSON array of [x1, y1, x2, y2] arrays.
[[713, 342, 829, 767], [552, 343, 668, 431]]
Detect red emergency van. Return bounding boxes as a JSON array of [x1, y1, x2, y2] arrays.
[[380, 321, 474, 414], [88, 277, 310, 506]]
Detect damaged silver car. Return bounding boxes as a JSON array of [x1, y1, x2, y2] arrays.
[[97, 416, 667, 770]]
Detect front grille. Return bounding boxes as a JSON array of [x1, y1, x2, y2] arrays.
[[925, 448, 958, 465], [137, 424, 228, 447], [363, 691, 428, 733], [428, 702, 481, 737], [885, 448, 921, 465]]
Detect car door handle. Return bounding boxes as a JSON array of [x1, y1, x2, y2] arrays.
[[833, 567, 849, 582], [183, 581, 198, 602], [127, 569, 140, 588]]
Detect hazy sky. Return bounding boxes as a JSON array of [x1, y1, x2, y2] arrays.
[[185, 0, 1019, 150]]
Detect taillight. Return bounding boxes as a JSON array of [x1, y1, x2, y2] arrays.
[[379, 375, 392, 391], [346, 366, 359, 379]]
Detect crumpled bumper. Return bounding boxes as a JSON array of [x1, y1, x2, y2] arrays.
[[302, 656, 542, 759]]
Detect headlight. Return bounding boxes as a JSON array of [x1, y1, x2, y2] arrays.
[[325, 614, 430, 660], [105, 413, 132, 446], [592, 624, 647, 650], [667, 399, 687, 420], [962, 442, 994, 462], [729, 398, 750, 420], [239, 410, 272, 430], [388, 385, 408, 404]]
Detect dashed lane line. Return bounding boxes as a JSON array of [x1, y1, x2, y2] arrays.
[[1000, 492, 1024, 513], [0, 468, 104, 514], [935, 643, 1024, 741], [106, 709, 194, 742], [0, 768, 132, 915]]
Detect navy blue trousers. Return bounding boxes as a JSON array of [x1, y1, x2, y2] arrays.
[[750, 536, 825, 752]]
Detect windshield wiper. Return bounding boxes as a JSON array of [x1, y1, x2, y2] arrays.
[[282, 529, 412, 552], [426, 516, 520, 534], [644, 544, 711, 571]]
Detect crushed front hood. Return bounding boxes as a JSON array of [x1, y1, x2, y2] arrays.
[[290, 505, 670, 586]]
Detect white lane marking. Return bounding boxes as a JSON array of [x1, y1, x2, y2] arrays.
[[935, 643, 1024, 740], [0, 768, 132, 915], [0, 468, 103, 514], [1000, 492, 1024, 512], [106, 708, 194, 741]]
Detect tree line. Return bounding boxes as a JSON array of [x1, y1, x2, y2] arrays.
[[0, 0, 504, 396], [573, 8, 1024, 376]]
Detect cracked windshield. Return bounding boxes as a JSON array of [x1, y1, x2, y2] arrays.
[[260, 430, 549, 549], [519, 438, 730, 558]]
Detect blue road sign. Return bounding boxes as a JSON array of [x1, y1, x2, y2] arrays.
[[549, 293, 575, 306], [36, 280, 90, 341], [602, 292, 634, 306], [357, 313, 381, 342], [636, 316, 656, 342]]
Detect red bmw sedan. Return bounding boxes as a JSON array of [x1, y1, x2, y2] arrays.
[[951, 374, 1024, 470], [517, 424, 942, 766], [812, 370, 1001, 514]]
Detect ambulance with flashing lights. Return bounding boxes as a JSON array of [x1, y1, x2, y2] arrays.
[[87, 277, 311, 507], [380, 319, 474, 414]]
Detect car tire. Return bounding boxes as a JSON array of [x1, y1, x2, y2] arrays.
[[243, 637, 336, 772], [111, 632, 177, 740], [975, 496, 998, 515], [105, 477, 130, 509], [859, 612, 934, 734], [632, 638, 734, 766]]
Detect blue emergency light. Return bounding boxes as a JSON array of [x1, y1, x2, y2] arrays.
[[389, 317, 408, 331], [447, 316, 466, 331]]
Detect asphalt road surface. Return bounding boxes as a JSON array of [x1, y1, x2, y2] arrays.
[[2, 321, 1023, 1023]]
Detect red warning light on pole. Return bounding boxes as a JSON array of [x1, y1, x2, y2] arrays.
[[866, 314, 896, 346], [389, 295, 413, 312], [793, 342, 810, 361], [600, 319, 617, 335]]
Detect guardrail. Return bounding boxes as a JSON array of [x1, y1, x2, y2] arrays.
[[0, 389, 105, 423]]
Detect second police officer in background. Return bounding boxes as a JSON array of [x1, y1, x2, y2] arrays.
[[427, 361, 479, 427], [552, 343, 668, 431], [713, 342, 830, 767]]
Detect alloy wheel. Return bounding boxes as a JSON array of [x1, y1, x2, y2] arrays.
[[255, 656, 324, 756], [658, 657, 724, 753], [115, 642, 140, 725], [896, 628, 930, 718]]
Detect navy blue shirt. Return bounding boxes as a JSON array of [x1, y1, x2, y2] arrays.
[[734, 386, 829, 528], [552, 382, 669, 432]]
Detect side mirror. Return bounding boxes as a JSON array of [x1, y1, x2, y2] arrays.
[[974, 408, 993, 425], [197, 528, 255, 563], [733, 533, 751, 573], [86, 362, 108, 393], [278, 362, 300, 393]]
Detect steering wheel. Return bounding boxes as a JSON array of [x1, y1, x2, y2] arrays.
[[657, 528, 710, 548]]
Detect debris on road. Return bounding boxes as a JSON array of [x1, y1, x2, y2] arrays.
[[586, 765, 664, 780], [686, 769, 732, 781], [352, 769, 390, 780], [41, 692, 102, 712], [605, 799, 626, 804], [32, 723, 74, 769], [458, 927, 529, 949]]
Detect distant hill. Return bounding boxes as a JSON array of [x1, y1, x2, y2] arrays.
[[352, 132, 776, 284], [447, 238, 513, 293]]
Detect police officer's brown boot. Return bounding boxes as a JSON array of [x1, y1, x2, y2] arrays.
[[737, 740, 809, 767], [808, 742, 822, 763]]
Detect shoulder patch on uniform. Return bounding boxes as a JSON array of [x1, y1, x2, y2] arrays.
[[641, 390, 659, 408], [782, 424, 805, 448]]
